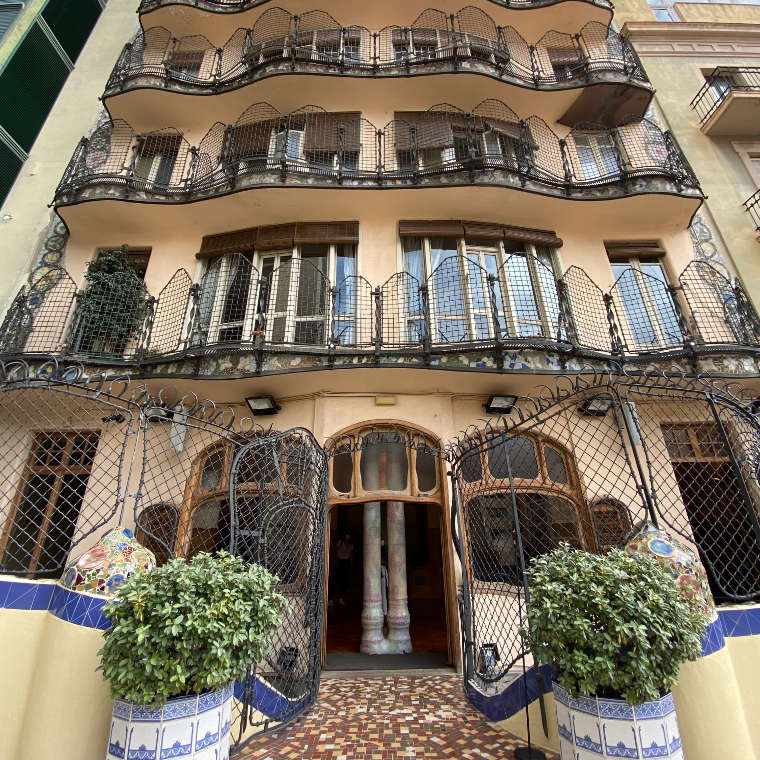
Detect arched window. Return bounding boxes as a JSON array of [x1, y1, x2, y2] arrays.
[[590, 498, 632, 551], [463, 433, 587, 583], [328, 426, 441, 501]]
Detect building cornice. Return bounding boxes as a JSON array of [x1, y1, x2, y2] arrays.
[[621, 22, 760, 58]]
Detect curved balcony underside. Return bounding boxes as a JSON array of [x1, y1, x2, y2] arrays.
[[3, 259, 758, 382], [105, 16, 651, 129], [54, 102, 702, 232], [138, 0, 613, 44]]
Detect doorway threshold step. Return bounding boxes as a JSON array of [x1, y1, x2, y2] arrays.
[[324, 652, 451, 672]]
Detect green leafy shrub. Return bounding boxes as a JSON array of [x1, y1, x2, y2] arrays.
[[99, 552, 288, 707], [72, 247, 148, 355], [521, 545, 709, 705]]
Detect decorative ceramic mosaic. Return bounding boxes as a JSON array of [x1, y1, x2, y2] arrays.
[[553, 682, 683, 760], [624, 524, 715, 619], [61, 528, 155, 596], [108, 684, 233, 760]]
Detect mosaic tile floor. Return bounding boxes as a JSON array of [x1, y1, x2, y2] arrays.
[[237, 674, 557, 760]]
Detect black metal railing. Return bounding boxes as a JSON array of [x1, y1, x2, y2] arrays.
[[54, 100, 701, 206], [745, 189, 760, 232], [2, 257, 757, 366], [690, 66, 760, 123], [106, 12, 647, 97], [138, 0, 614, 16]]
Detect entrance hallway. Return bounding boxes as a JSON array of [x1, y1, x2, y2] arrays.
[[237, 674, 558, 760]]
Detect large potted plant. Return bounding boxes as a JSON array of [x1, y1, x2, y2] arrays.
[[522, 545, 709, 760], [100, 551, 288, 760]]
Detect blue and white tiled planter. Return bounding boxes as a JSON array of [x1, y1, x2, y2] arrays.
[[552, 682, 683, 760], [106, 684, 234, 760]]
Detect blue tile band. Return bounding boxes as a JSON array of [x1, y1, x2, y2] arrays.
[[0, 577, 109, 629]]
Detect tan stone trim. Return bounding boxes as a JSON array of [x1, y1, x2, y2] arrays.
[[622, 22, 760, 58]]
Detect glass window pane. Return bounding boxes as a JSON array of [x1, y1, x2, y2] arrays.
[[544, 446, 568, 483], [297, 245, 328, 316], [360, 432, 408, 491], [641, 263, 682, 344], [612, 264, 656, 345], [506, 255, 541, 336], [332, 448, 353, 493], [488, 436, 539, 479], [415, 447, 438, 492]]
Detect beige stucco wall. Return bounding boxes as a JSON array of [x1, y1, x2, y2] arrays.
[[618, 2, 760, 304], [498, 627, 760, 760], [0, 0, 140, 317]]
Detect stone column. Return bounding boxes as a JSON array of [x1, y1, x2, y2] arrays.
[[360, 501, 386, 654], [386, 500, 412, 653]]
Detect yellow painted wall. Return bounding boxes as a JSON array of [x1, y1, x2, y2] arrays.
[[496, 627, 760, 760], [674, 3, 760, 24]]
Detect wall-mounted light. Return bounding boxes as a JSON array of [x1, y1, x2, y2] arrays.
[[484, 395, 517, 414], [478, 642, 500, 672], [579, 396, 614, 417], [245, 395, 281, 416]]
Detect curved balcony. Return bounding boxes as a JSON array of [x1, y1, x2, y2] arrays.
[[137, 2, 614, 43], [54, 101, 701, 215], [2, 258, 757, 374], [105, 12, 650, 128], [746, 189, 760, 233]]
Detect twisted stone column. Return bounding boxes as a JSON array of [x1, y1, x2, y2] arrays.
[[360, 501, 386, 654], [386, 500, 412, 653]]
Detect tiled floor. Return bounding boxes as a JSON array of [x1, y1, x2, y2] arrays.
[[237, 674, 557, 760]]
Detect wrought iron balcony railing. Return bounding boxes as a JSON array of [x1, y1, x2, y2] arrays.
[[138, 0, 614, 16], [745, 189, 760, 233], [105, 12, 648, 98], [690, 66, 760, 123], [2, 257, 757, 368], [54, 101, 701, 206]]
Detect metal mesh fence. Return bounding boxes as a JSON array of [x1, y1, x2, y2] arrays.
[[691, 66, 760, 122], [116, 11, 634, 92], [137, 0, 614, 11], [1, 258, 758, 360], [451, 373, 760, 697]]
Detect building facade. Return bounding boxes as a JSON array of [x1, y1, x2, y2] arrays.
[[1, 0, 760, 759]]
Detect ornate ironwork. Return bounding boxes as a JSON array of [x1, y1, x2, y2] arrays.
[[54, 100, 701, 205], [138, 0, 614, 15], [106, 14, 648, 99], [744, 188, 760, 233], [691, 66, 760, 123], [1, 258, 757, 364], [449, 368, 760, 710]]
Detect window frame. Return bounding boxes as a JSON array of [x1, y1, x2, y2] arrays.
[[610, 256, 682, 349], [400, 235, 562, 344], [0, 429, 100, 575]]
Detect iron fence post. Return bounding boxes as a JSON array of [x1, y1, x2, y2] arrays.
[[556, 277, 579, 348], [163, 37, 177, 86], [559, 138, 572, 195], [610, 127, 627, 184], [137, 295, 157, 360], [450, 14, 459, 69], [518, 119, 530, 185], [126, 140, 139, 197], [487, 274, 505, 368], [668, 283, 697, 351], [291, 14, 299, 70], [337, 123, 345, 184], [373, 286, 382, 358], [529, 44, 540, 86], [603, 291, 625, 356], [420, 283, 432, 362], [372, 32, 378, 73], [280, 114, 290, 180], [411, 124, 420, 184], [213, 47, 223, 89], [376, 129, 383, 184], [182, 283, 201, 353]]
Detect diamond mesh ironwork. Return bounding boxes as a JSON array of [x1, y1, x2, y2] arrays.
[[55, 101, 698, 203]]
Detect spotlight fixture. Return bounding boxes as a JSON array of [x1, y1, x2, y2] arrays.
[[478, 642, 501, 671], [579, 396, 614, 417], [484, 395, 517, 414], [245, 395, 280, 416]]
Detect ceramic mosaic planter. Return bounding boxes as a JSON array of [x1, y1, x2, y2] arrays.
[[106, 684, 234, 760], [552, 682, 683, 760]]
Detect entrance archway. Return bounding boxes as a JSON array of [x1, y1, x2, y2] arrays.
[[322, 421, 458, 670]]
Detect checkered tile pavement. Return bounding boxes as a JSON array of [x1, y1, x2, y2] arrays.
[[237, 674, 557, 760]]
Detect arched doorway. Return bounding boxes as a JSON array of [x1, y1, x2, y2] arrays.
[[323, 422, 458, 670]]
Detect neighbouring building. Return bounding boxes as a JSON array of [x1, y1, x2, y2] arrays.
[[1, 0, 760, 759]]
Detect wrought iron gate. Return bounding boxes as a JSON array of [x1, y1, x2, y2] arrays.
[[450, 372, 760, 702], [0, 363, 328, 755], [228, 429, 327, 752]]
